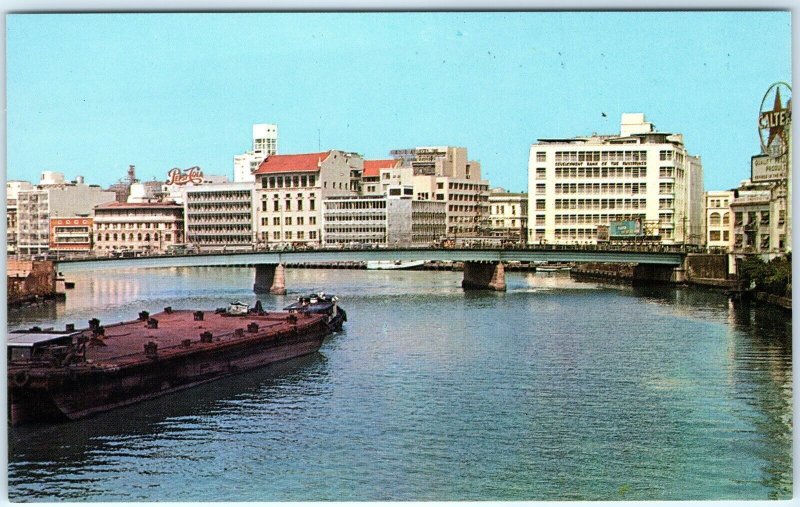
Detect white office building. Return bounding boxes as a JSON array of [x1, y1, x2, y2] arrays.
[[322, 188, 446, 247], [527, 113, 704, 245], [234, 123, 279, 183], [705, 190, 734, 251], [183, 182, 257, 251]]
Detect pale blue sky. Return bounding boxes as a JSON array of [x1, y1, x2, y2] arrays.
[[6, 12, 792, 192]]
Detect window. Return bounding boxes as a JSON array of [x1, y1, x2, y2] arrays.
[[309, 216, 316, 225], [723, 231, 729, 241], [273, 201, 280, 212], [536, 168, 546, 178], [285, 217, 292, 226], [710, 231, 721, 241], [722, 213, 730, 226], [536, 199, 546, 210], [273, 217, 280, 226], [262, 201, 267, 212], [297, 217, 304, 226], [536, 152, 546, 162], [310, 231, 317, 240], [709, 212, 721, 226], [297, 199, 303, 211], [310, 200, 316, 211], [285, 200, 291, 211]]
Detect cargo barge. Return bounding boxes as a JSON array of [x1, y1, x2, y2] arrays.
[[8, 298, 345, 426]]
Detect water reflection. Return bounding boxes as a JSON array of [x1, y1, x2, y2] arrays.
[[6, 268, 793, 501]]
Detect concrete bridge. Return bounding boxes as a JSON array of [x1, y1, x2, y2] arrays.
[[55, 247, 688, 293]]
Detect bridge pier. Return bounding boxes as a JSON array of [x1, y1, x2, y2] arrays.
[[254, 263, 287, 295], [462, 261, 506, 291]]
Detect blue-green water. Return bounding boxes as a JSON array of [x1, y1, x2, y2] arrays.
[[6, 267, 792, 501]]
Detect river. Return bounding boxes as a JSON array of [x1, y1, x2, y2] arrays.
[[6, 267, 793, 501]]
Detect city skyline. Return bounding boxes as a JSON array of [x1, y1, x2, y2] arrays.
[[7, 11, 791, 192]]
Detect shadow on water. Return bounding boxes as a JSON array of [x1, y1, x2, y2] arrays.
[[9, 352, 329, 470]]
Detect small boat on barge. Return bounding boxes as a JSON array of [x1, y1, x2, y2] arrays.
[[8, 298, 346, 426]]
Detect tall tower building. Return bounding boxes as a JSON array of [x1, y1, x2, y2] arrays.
[[234, 123, 279, 183]]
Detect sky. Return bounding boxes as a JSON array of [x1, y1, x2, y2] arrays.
[[6, 11, 792, 193]]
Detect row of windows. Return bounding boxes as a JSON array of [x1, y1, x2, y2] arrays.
[[96, 233, 172, 242], [94, 222, 177, 230], [708, 212, 731, 226], [260, 216, 317, 226], [553, 213, 645, 225], [324, 226, 386, 234], [263, 199, 316, 212], [268, 230, 316, 240], [553, 182, 647, 195], [186, 205, 250, 213], [549, 167, 647, 179], [261, 175, 316, 189], [553, 150, 648, 163], [325, 201, 387, 210], [554, 199, 648, 210], [709, 231, 730, 242]]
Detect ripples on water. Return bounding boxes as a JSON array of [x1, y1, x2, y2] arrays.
[[7, 268, 792, 501]]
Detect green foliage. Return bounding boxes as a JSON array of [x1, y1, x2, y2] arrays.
[[738, 253, 792, 297]]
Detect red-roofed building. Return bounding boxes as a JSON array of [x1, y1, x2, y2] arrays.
[[362, 159, 403, 195], [93, 201, 184, 255], [254, 150, 363, 247]]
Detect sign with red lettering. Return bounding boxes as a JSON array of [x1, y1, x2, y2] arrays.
[[758, 82, 792, 158], [166, 166, 204, 185]]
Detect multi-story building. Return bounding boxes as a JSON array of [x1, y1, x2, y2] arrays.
[[7, 180, 34, 254], [362, 159, 402, 195], [527, 113, 704, 245], [162, 168, 229, 204], [486, 188, 528, 242], [705, 190, 734, 251], [234, 123, 279, 183], [730, 181, 788, 258], [322, 188, 446, 247], [50, 217, 93, 254], [183, 182, 257, 251], [16, 173, 116, 256], [390, 146, 489, 238], [253, 150, 362, 247], [93, 201, 184, 255]]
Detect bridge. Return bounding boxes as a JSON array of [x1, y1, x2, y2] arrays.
[[55, 247, 688, 293]]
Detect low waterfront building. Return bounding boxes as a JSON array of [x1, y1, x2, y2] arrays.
[[254, 150, 362, 247], [183, 182, 257, 252], [527, 113, 704, 246], [705, 190, 734, 251], [486, 188, 528, 242], [93, 201, 184, 255], [16, 174, 116, 256], [233, 123, 278, 183], [322, 188, 446, 247], [49, 217, 93, 254], [730, 181, 788, 258]]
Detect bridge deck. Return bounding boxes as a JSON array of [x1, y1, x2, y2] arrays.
[[55, 248, 685, 272]]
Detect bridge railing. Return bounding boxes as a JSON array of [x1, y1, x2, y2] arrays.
[[25, 241, 704, 264]]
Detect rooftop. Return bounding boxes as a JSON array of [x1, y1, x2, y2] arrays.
[[254, 151, 331, 175]]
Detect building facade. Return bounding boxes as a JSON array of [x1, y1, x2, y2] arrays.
[[183, 183, 257, 251], [705, 190, 734, 251], [7, 180, 34, 255], [50, 217, 94, 253], [234, 123, 279, 183], [322, 190, 446, 247], [730, 182, 788, 258], [527, 113, 704, 245], [93, 202, 185, 255], [254, 150, 362, 247], [389, 146, 489, 238], [486, 188, 528, 242], [16, 174, 116, 256]]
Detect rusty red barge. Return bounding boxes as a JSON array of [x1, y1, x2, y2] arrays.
[[8, 297, 346, 426]]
